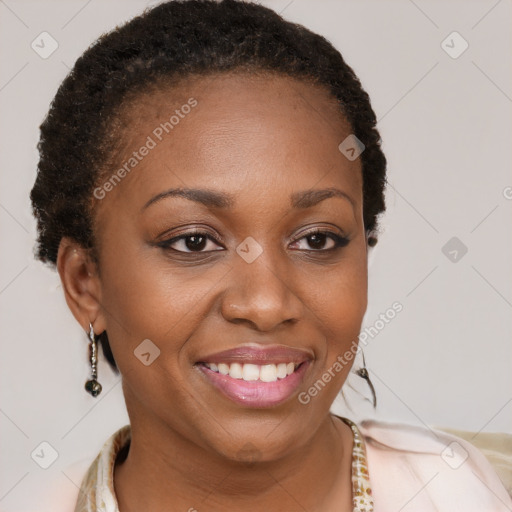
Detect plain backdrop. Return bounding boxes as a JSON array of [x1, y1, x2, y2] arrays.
[[0, 0, 511, 510]]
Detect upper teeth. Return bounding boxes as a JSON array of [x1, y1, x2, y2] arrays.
[[205, 362, 298, 382]]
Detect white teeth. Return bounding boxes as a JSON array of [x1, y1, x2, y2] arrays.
[[218, 363, 229, 375], [242, 363, 260, 381], [205, 361, 300, 382], [229, 363, 243, 379], [260, 364, 277, 382], [276, 363, 287, 379]]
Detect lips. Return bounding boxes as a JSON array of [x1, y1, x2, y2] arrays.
[[195, 344, 312, 408]]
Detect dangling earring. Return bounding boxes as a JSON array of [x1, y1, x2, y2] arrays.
[[85, 323, 102, 397], [356, 348, 377, 407]]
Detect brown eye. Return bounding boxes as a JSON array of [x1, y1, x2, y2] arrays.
[[290, 229, 350, 251], [157, 231, 224, 253], [184, 235, 207, 251], [306, 232, 331, 250]]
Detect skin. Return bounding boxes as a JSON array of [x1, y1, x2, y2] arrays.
[[58, 72, 370, 512]]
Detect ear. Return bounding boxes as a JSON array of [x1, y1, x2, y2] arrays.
[[57, 237, 106, 335]]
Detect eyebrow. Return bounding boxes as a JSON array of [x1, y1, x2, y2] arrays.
[[142, 186, 355, 211]]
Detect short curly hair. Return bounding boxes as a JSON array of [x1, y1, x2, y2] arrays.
[[30, 0, 387, 373]]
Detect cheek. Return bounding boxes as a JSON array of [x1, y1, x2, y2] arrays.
[[97, 247, 222, 418], [315, 249, 368, 365], [319, 245, 367, 322], [97, 237, 231, 371], [302, 262, 367, 407]]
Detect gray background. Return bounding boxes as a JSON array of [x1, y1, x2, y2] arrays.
[[1, 0, 511, 510]]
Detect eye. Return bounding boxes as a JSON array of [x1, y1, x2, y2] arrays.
[[290, 229, 350, 251], [157, 231, 224, 253], [157, 228, 349, 254]]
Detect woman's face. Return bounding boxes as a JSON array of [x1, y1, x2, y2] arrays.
[[91, 72, 368, 461]]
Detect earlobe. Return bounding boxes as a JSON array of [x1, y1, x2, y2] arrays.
[[56, 237, 106, 334]]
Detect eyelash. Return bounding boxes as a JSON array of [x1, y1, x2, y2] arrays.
[[156, 228, 350, 254]]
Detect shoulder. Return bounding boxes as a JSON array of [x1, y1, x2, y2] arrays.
[[43, 425, 131, 512], [357, 418, 512, 512]]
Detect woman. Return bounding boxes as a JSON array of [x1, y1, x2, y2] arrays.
[[30, 1, 511, 510]]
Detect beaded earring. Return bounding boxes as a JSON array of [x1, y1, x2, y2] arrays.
[[85, 323, 102, 397]]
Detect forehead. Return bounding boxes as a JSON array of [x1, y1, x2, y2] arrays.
[[96, 72, 362, 216]]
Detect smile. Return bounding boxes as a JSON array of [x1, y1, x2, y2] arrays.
[[195, 344, 312, 408]]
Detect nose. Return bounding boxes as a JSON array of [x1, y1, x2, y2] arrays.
[[220, 251, 304, 332]]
